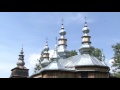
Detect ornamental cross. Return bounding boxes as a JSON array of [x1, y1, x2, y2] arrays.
[[84, 16, 87, 22], [62, 18, 64, 24], [46, 37, 48, 43], [22, 44, 23, 49]]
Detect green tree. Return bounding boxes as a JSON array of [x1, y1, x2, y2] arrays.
[[66, 50, 78, 58], [114, 72, 120, 78], [111, 43, 120, 78], [70, 50, 78, 56], [34, 51, 43, 74], [91, 48, 103, 61], [34, 59, 42, 74]]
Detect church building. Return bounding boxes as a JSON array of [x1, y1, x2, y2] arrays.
[[10, 20, 110, 78]]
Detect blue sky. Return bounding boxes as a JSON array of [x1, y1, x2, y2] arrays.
[[0, 12, 119, 78]]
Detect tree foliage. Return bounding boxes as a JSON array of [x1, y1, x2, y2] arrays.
[[111, 43, 120, 78], [66, 50, 78, 58], [34, 62, 41, 74], [91, 48, 103, 61], [34, 51, 43, 74], [112, 43, 120, 68], [114, 73, 120, 78]]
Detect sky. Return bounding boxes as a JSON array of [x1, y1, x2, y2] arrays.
[[0, 12, 119, 78]]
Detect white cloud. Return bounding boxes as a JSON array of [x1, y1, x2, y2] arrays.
[[108, 59, 114, 66], [28, 53, 40, 68], [28, 50, 54, 69], [105, 58, 114, 73], [27, 49, 54, 75], [105, 58, 113, 67]]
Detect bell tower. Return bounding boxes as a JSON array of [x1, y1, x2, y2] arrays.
[[10, 46, 29, 78]]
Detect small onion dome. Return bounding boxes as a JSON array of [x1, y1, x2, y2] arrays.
[[17, 60, 25, 66], [82, 22, 90, 34], [59, 24, 66, 35], [44, 42, 49, 51]]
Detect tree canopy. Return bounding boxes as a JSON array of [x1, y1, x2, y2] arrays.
[[91, 48, 104, 61], [111, 43, 120, 78], [66, 50, 78, 58]]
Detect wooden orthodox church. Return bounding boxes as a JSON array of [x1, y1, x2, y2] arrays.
[[10, 20, 111, 78]]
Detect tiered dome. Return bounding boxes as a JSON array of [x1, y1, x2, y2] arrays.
[[17, 47, 25, 67]]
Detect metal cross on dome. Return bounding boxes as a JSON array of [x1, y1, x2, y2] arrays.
[[61, 18, 64, 24], [21, 44, 24, 54], [22, 44, 23, 49], [46, 37, 48, 43], [84, 16, 87, 22]]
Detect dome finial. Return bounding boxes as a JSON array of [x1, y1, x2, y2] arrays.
[[41, 37, 50, 68], [46, 37, 48, 43], [20, 44, 24, 54], [50, 37, 60, 61], [17, 46, 25, 68], [62, 18, 64, 25], [22, 44, 23, 50], [84, 16, 87, 22], [44, 37, 49, 51], [45, 37, 48, 46], [60, 18, 66, 36], [84, 16, 88, 27]]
